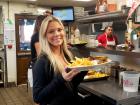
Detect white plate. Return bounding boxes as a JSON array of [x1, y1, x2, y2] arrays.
[[67, 59, 112, 71]]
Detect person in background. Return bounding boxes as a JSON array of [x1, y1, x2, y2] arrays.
[[97, 26, 118, 49], [33, 16, 87, 105], [30, 15, 46, 64], [31, 10, 52, 64], [70, 23, 81, 44], [95, 0, 108, 13], [43, 10, 52, 17]]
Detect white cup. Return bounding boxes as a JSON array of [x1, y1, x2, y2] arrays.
[[120, 71, 140, 92]]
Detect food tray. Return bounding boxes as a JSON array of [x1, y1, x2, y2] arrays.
[[69, 43, 87, 47], [83, 76, 109, 82], [67, 59, 112, 71]]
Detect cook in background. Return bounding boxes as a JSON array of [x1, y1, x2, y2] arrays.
[[43, 10, 52, 17], [95, 0, 108, 13], [33, 16, 87, 105], [70, 23, 81, 44], [97, 26, 118, 49]]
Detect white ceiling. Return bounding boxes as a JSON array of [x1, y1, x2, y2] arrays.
[[1, 0, 97, 7]]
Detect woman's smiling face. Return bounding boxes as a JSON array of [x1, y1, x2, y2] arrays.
[[46, 21, 65, 47]]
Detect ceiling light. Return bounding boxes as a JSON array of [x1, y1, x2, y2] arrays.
[[74, 0, 92, 1], [28, 0, 37, 1]]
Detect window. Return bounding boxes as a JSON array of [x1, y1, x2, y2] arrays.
[[19, 19, 35, 51]]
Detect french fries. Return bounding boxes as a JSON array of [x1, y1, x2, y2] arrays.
[[84, 70, 108, 79], [68, 57, 93, 67]]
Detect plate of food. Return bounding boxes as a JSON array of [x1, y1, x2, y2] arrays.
[[66, 56, 112, 71], [83, 70, 109, 82], [69, 42, 87, 47], [89, 56, 112, 68], [66, 57, 94, 71], [69, 40, 88, 47]]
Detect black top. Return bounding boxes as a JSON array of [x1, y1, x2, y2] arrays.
[[31, 32, 39, 63], [33, 54, 87, 105]]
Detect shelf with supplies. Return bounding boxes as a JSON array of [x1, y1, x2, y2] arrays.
[[76, 11, 127, 24]]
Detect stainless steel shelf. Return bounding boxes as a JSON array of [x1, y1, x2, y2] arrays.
[[75, 47, 140, 58], [76, 11, 127, 24]]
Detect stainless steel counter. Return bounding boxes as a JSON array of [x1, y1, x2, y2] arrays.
[[79, 78, 140, 105], [76, 47, 140, 58]]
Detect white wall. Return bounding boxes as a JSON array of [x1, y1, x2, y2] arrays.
[[0, 1, 50, 84]]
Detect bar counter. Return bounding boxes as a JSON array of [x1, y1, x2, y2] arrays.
[[79, 78, 140, 105]]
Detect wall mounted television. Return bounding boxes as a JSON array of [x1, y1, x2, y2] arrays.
[[52, 7, 75, 22]]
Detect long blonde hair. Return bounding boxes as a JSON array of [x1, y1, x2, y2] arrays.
[[39, 16, 73, 73]]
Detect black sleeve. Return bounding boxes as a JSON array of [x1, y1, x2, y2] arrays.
[[33, 56, 65, 103], [32, 33, 39, 44]]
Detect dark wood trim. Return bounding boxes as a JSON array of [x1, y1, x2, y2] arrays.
[[15, 14, 37, 85]]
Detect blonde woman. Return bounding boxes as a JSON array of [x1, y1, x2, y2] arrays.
[[33, 16, 87, 105]]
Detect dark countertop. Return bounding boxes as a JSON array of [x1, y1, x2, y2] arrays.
[[79, 78, 140, 105], [74, 46, 140, 58]]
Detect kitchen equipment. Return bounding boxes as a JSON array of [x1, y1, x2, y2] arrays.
[[86, 35, 98, 47], [110, 61, 120, 79], [120, 71, 140, 92]]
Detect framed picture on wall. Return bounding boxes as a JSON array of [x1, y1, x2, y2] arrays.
[[134, 5, 140, 24]]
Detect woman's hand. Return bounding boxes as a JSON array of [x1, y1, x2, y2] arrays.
[[62, 69, 80, 81]]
